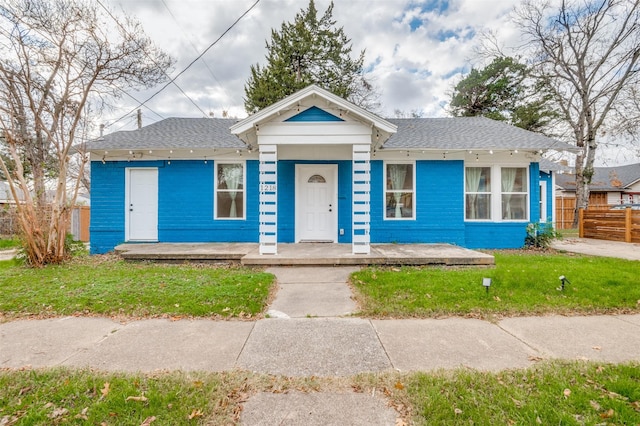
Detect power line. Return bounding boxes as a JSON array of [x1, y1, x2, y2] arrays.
[[106, 0, 261, 128], [95, 0, 210, 124], [160, 0, 232, 105]]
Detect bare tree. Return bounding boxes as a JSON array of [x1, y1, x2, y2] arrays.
[[515, 0, 640, 226], [0, 0, 172, 266]]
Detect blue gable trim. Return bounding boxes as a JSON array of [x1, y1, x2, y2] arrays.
[[285, 106, 344, 122]]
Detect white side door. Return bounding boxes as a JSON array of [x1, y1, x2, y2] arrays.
[[296, 164, 338, 242], [126, 168, 158, 241]]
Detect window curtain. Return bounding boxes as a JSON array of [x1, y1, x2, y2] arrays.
[[465, 168, 482, 219], [501, 168, 517, 219], [223, 165, 242, 218], [389, 164, 407, 218]]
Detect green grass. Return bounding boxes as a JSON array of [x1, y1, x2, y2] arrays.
[[0, 237, 21, 250], [0, 256, 274, 319], [398, 361, 640, 425], [0, 362, 638, 425], [351, 252, 640, 318]]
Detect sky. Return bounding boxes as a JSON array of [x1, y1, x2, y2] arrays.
[[101, 0, 639, 165], [102, 0, 519, 128]]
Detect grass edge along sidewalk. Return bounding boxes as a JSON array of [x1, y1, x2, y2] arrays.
[[0, 361, 639, 425], [0, 256, 274, 320], [351, 252, 640, 319]]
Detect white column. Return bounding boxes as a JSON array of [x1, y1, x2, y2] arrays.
[[352, 144, 371, 254], [259, 145, 277, 255]]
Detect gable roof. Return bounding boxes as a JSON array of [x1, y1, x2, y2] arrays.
[[555, 163, 640, 191], [230, 84, 397, 139], [384, 117, 574, 151], [85, 117, 244, 151], [539, 158, 573, 173]]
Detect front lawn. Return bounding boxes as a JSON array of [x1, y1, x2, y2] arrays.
[[0, 237, 21, 250], [0, 256, 274, 320], [0, 362, 638, 425], [351, 252, 640, 318]]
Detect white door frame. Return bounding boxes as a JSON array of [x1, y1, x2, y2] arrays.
[[295, 164, 338, 243], [125, 167, 159, 241], [539, 180, 547, 223]]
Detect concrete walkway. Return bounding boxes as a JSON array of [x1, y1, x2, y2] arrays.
[[551, 237, 640, 260]]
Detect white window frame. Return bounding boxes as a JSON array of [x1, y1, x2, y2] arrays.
[[214, 161, 246, 220], [384, 161, 416, 220], [465, 165, 529, 222], [464, 166, 492, 221]]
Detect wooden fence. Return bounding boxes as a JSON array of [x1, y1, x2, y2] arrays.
[[579, 208, 640, 243], [555, 197, 610, 230], [0, 205, 90, 242]]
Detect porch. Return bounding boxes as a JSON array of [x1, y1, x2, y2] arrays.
[[114, 242, 495, 266]]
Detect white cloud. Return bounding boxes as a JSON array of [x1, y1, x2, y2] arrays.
[[101, 0, 522, 130]]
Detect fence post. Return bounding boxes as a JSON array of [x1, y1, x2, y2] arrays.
[[578, 208, 584, 238], [625, 207, 632, 243]]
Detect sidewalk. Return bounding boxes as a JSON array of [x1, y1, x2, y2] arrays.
[[2, 266, 640, 425], [551, 237, 640, 260], [2, 314, 639, 374]]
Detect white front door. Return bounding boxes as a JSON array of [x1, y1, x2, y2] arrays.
[[296, 164, 338, 242], [126, 168, 158, 241]]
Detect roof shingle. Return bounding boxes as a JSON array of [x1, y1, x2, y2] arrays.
[[86, 115, 574, 152]]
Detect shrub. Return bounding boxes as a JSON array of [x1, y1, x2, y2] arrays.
[[524, 222, 559, 249]]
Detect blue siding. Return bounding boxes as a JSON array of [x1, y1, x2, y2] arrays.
[[90, 161, 130, 254], [91, 158, 545, 253], [285, 106, 344, 122], [464, 222, 528, 249], [369, 160, 466, 245], [90, 160, 259, 254]]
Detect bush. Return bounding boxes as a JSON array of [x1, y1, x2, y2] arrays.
[[524, 222, 559, 249]]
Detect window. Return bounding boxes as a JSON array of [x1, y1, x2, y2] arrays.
[[385, 163, 414, 219], [215, 163, 244, 219], [465, 166, 528, 221], [501, 168, 527, 220], [308, 174, 326, 183], [465, 167, 491, 220]]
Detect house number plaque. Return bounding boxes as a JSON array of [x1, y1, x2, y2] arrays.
[[260, 184, 277, 192]]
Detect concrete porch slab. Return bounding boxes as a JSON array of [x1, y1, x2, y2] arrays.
[[115, 242, 257, 261], [242, 243, 494, 266], [113, 242, 494, 267]]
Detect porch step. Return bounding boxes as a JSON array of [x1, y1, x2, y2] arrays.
[[114, 243, 256, 262]]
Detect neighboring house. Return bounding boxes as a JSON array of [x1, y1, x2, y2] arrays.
[[86, 85, 574, 255], [0, 180, 26, 207], [556, 163, 640, 207]]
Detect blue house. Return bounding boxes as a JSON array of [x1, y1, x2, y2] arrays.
[[87, 85, 571, 255]]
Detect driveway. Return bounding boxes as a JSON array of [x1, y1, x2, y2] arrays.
[[551, 237, 640, 261]]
